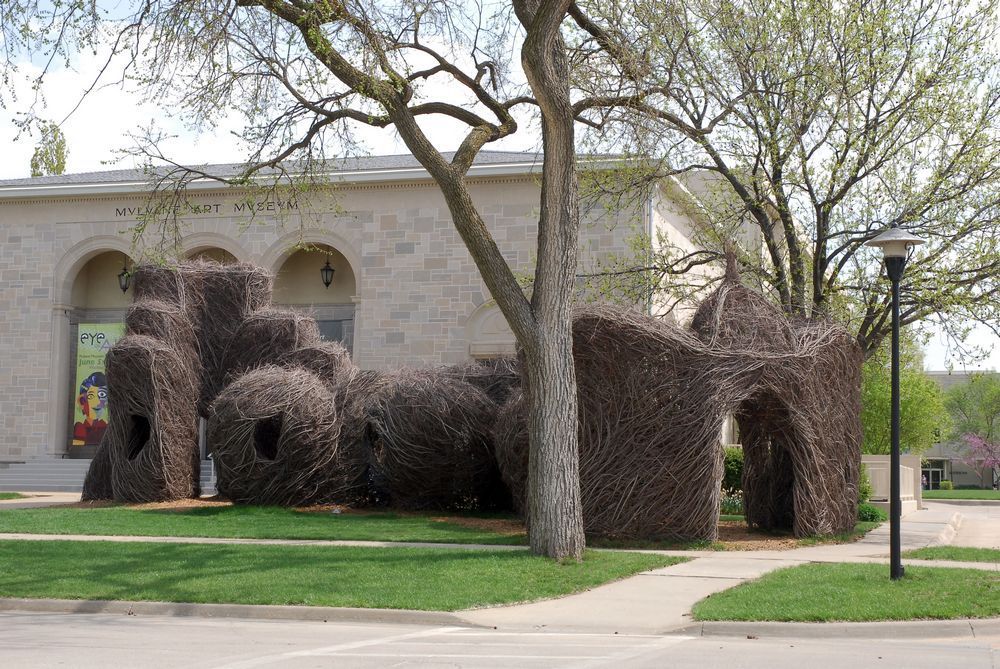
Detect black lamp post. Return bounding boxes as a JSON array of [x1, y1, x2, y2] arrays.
[[320, 256, 335, 289], [865, 224, 925, 580], [117, 255, 131, 294]]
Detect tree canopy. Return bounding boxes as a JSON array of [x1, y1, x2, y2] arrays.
[[29, 122, 67, 177], [860, 338, 949, 455], [946, 372, 1000, 444], [574, 0, 1000, 357]]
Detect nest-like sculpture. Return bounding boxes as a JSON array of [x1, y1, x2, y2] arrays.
[[208, 365, 365, 505], [102, 335, 201, 502], [84, 261, 286, 502], [184, 263, 273, 414], [219, 307, 321, 385], [444, 357, 520, 406], [279, 341, 356, 388], [84, 257, 860, 542], [690, 266, 862, 537], [367, 368, 507, 510], [494, 306, 728, 540]]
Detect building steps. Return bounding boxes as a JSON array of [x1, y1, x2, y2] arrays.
[[0, 459, 216, 495]]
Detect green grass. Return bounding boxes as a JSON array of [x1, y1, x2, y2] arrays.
[[905, 546, 1000, 563], [796, 521, 881, 546], [693, 563, 1000, 622], [0, 540, 683, 611], [0, 493, 25, 501], [0, 505, 526, 544], [923, 489, 1000, 500]]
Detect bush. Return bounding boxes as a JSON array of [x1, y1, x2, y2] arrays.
[[720, 492, 743, 516], [858, 503, 888, 522], [955, 484, 985, 490], [939, 480, 954, 490], [722, 446, 743, 494], [858, 465, 873, 504]]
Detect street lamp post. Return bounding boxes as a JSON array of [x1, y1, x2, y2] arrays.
[[866, 224, 925, 580]]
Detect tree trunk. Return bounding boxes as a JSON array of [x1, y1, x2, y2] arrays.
[[523, 331, 585, 559], [516, 0, 586, 560]]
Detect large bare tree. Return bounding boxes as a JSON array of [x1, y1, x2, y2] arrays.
[[0, 0, 662, 559]]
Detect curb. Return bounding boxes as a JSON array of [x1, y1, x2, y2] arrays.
[[929, 511, 963, 546], [672, 618, 1000, 640], [924, 499, 1000, 507], [0, 597, 476, 627]]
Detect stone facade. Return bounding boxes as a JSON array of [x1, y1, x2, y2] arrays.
[[0, 154, 674, 461]]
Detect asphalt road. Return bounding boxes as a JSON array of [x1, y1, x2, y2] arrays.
[[3, 612, 998, 669]]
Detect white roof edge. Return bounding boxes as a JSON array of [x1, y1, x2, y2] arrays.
[[0, 157, 623, 200]]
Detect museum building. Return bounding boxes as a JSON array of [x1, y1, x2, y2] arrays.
[[0, 151, 704, 466]]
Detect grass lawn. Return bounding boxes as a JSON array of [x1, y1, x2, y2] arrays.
[[923, 489, 1000, 500], [693, 563, 1000, 622], [905, 546, 1000, 563], [0, 493, 25, 500], [0, 539, 683, 611], [796, 521, 881, 546], [0, 505, 526, 545]]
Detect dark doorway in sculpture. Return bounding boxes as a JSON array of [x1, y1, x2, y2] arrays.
[[126, 414, 152, 461], [254, 415, 283, 461], [736, 392, 798, 533]]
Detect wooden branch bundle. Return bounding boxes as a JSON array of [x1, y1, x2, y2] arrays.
[[368, 368, 508, 510], [692, 274, 862, 537], [494, 305, 726, 541], [279, 341, 356, 388], [220, 307, 321, 385], [182, 262, 273, 414], [102, 334, 201, 502], [443, 357, 520, 405], [208, 365, 362, 505]]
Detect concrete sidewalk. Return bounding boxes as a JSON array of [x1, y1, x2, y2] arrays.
[[460, 503, 978, 634], [0, 492, 81, 509]]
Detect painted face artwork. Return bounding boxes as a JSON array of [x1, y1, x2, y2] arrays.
[[85, 383, 108, 417], [78, 372, 108, 421]]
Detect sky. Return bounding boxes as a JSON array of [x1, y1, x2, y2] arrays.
[[1, 45, 997, 373]]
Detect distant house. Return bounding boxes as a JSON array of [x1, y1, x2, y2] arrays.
[[925, 370, 998, 489]]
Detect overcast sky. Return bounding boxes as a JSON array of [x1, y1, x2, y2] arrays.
[[1, 49, 996, 373]]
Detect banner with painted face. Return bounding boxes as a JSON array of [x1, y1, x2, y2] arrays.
[[72, 323, 125, 447]]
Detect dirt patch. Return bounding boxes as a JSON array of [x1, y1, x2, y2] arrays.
[[67, 497, 232, 511], [429, 515, 525, 536], [716, 521, 800, 551]]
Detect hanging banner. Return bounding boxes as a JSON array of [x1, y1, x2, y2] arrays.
[[72, 323, 125, 447]]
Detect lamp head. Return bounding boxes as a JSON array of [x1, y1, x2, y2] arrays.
[[117, 258, 131, 294], [865, 224, 925, 259], [320, 257, 335, 289]]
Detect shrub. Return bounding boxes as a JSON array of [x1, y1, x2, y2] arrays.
[[955, 484, 984, 490], [720, 492, 743, 516], [858, 503, 887, 522], [939, 480, 954, 490], [858, 464, 873, 504], [722, 446, 743, 494]]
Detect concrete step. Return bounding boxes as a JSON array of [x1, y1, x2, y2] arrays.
[[0, 459, 216, 495]]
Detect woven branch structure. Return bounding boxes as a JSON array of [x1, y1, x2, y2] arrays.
[[494, 264, 861, 541], [84, 260, 860, 542], [689, 266, 862, 537], [367, 368, 508, 510]]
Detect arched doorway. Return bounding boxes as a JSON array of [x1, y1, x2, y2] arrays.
[[185, 247, 238, 264], [734, 391, 799, 533], [273, 246, 357, 353], [65, 250, 134, 458]]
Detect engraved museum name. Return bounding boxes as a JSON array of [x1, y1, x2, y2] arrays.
[[114, 199, 298, 218]]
